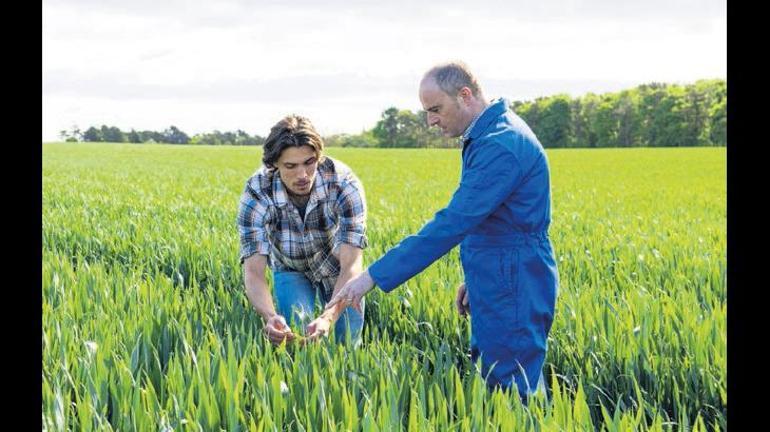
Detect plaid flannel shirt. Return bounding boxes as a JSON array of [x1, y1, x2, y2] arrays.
[[237, 157, 367, 300]]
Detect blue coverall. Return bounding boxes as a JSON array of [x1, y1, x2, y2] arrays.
[[368, 98, 559, 398]]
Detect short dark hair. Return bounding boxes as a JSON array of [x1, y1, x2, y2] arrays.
[[424, 61, 483, 98], [262, 115, 325, 169]]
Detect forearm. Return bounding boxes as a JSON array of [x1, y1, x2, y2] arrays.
[[321, 271, 358, 322], [322, 244, 364, 321], [245, 276, 277, 320], [371, 149, 522, 292]]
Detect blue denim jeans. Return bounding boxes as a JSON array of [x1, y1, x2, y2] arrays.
[[273, 271, 365, 346]]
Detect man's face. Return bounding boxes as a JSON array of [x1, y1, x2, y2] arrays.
[[275, 145, 319, 196], [419, 78, 473, 138]]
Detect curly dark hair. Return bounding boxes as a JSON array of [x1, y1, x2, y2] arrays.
[[262, 114, 325, 169]]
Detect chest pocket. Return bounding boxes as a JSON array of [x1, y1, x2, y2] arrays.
[[310, 201, 338, 242], [316, 201, 336, 229]]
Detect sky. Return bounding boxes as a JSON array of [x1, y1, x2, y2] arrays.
[[42, 0, 726, 141]]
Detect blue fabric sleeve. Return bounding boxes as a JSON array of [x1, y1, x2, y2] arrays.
[[368, 142, 524, 292]]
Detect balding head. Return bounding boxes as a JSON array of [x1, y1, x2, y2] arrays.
[[422, 61, 484, 99], [419, 61, 489, 138]]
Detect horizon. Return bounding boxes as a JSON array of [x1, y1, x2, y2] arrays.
[[44, 77, 725, 142], [43, 0, 726, 141]]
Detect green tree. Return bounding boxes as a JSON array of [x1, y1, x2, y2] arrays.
[[339, 131, 379, 147], [127, 129, 141, 143], [590, 95, 619, 148], [709, 98, 726, 146], [163, 126, 190, 144], [614, 90, 642, 147], [697, 79, 726, 146], [138, 130, 164, 143], [64, 125, 82, 142], [578, 94, 600, 147], [537, 94, 572, 148], [82, 126, 103, 142], [661, 86, 692, 147], [373, 107, 401, 147], [679, 83, 711, 147], [638, 83, 672, 147], [101, 125, 126, 143], [395, 109, 422, 148], [372, 107, 427, 148], [515, 100, 540, 136], [235, 130, 250, 146]]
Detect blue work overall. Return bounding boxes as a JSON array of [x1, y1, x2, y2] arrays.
[[368, 98, 559, 399], [462, 231, 557, 396]]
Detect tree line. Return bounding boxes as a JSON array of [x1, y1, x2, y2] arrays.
[[329, 79, 726, 148], [511, 79, 725, 148], [60, 79, 725, 148], [59, 126, 266, 146]]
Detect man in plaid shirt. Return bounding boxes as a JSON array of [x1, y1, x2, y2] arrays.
[[237, 114, 368, 345]]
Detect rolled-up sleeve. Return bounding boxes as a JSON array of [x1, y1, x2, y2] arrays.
[[236, 185, 271, 263], [368, 141, 524, 292], [333, 174, 368, 254]]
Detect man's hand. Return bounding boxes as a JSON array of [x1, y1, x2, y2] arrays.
[[455, 282, 470, 316], [263, 315, 296, 345], [326, 270, 375, 313], [305, 316, 332, 342]]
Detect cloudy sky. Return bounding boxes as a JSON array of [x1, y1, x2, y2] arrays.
[[42, 0, 726, 141]]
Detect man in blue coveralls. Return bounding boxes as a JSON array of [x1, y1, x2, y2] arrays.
[[314, 61, 559, 399]]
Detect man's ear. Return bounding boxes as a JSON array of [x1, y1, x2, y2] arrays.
[[458, 87, 473, 104]]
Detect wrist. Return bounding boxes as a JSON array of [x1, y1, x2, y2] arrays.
[[338, 267, 360, 282], [319, 309, 337, 323], [364, 267, 379, 290], [321, 299, 343, 321]]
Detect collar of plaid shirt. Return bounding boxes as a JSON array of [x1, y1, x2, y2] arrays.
[[271, 165, 329, 212]]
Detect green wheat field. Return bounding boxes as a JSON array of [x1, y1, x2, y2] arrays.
[[42, 143, 726, 431]]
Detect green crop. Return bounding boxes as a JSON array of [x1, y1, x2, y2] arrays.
[[43, 143, 725, 431]]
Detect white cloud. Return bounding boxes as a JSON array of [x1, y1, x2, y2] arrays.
[[42, 0, 726, 141]]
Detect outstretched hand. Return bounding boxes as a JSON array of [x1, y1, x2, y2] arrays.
[[326, 270, 375, 313]]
